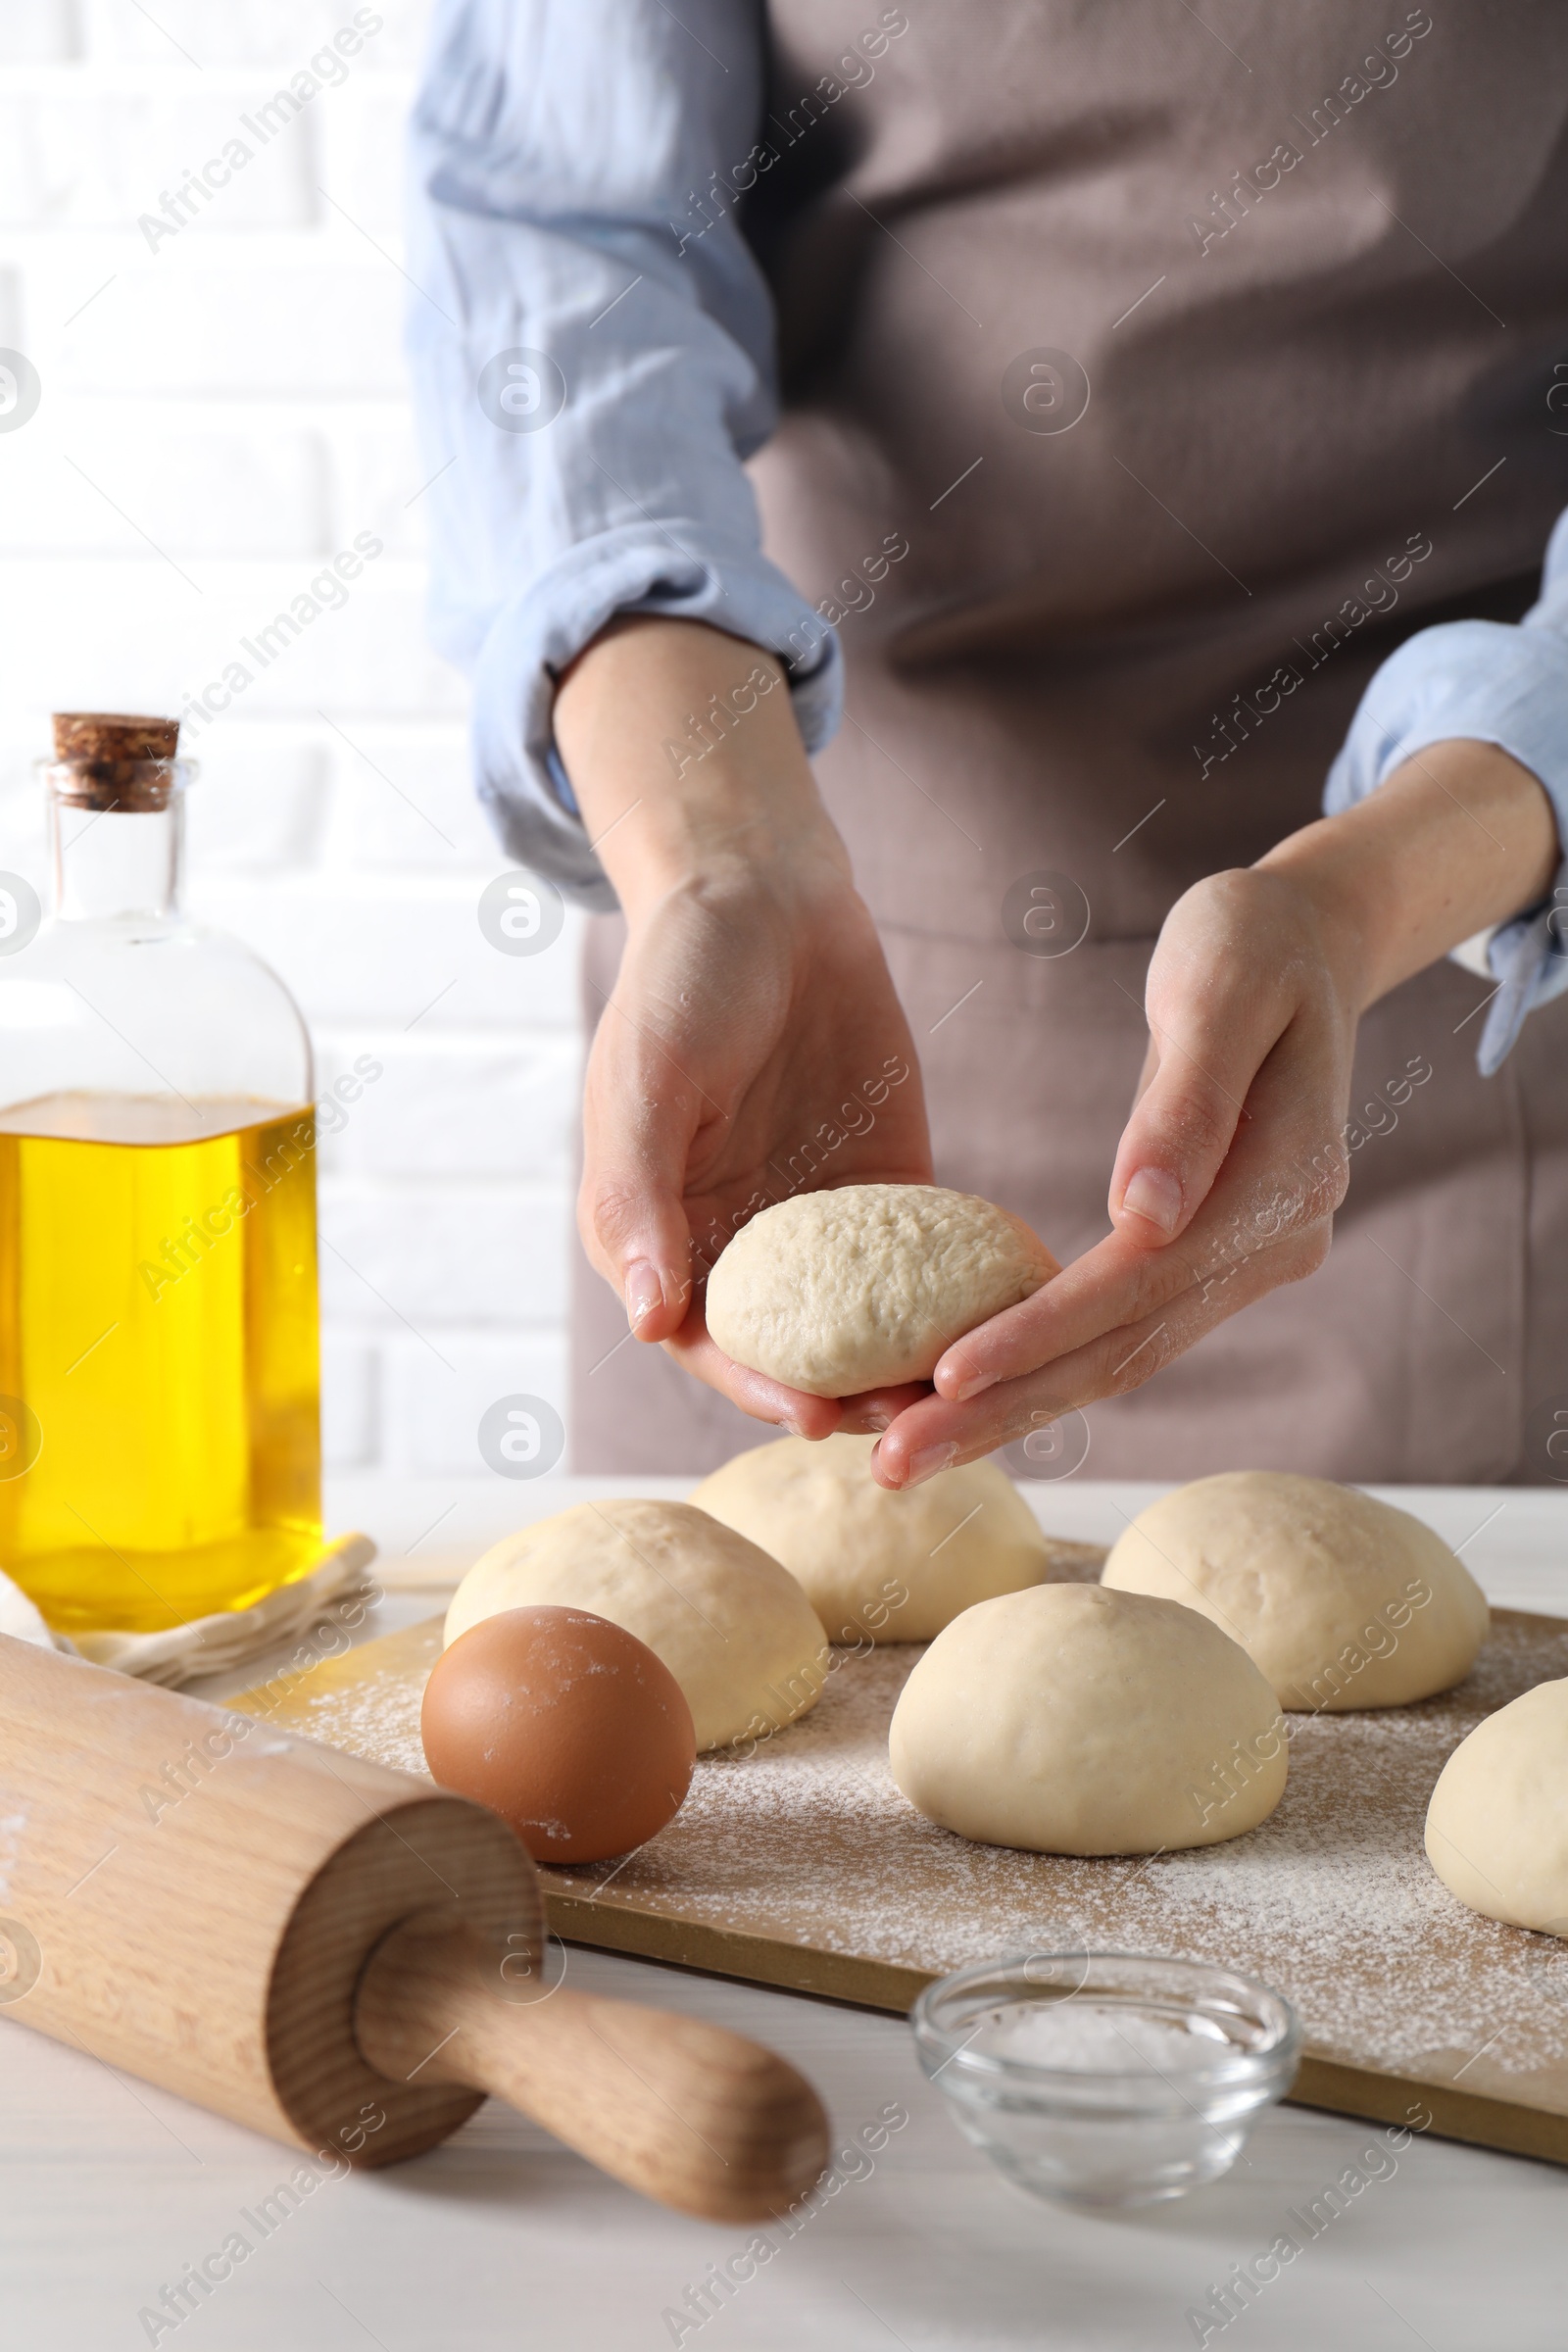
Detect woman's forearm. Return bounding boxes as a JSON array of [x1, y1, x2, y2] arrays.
[[1259, 738, 1559, 1011], [557, 612, 933, 1391], [553, 616, 849, 925]]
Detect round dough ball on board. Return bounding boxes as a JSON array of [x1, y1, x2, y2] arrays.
[[888, 1583, 1287, 1855], [689, 1432, 1055, 1642], [1101, 1472, 1488, 1713], [705, 1183, 1057, 1396], [444, 1501, 829, 1752], [1426, 1679, 1568, 1936]]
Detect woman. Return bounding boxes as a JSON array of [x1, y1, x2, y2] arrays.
[[407, 0, 1568, 1488]]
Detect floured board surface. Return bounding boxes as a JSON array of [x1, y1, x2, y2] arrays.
[[231, 1604, 1568, 2166]]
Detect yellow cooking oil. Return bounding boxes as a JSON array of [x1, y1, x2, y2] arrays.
[[0, 1093, 321, 1632]]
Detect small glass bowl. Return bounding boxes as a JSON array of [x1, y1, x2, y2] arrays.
[[910, 1950, 1301, 2209]]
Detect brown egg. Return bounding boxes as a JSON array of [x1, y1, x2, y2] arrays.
[[420, 1603, 696, 1864]]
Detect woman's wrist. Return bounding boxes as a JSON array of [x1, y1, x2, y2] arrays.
[[553, 614, 849, 930], [1256, 737, 1560, 1013]]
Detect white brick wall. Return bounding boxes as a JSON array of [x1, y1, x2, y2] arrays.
[[0, 0, 582, 1495]]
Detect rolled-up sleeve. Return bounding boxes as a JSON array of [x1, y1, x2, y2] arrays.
[[1324, 508, 1568, 1074], [405, 0, 842, 908]]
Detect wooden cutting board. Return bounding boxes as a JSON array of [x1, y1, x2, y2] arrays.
[[231, 1600, 1568, 2167]]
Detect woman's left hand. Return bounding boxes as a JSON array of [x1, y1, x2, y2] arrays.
[[869, 738, 1559, 1489], [871, 864, 1358, 1485]]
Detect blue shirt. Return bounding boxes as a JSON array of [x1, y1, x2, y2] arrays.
[[406, 0, 1568, 1074]]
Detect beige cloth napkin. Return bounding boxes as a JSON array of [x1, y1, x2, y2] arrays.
[[0, 1533, 378, 1688]]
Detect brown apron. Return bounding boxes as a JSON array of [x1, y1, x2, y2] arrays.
[[572, 0, 1568, 1481]]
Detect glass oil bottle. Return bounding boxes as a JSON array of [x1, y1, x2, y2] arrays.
[[0, 712, 322, 1632]]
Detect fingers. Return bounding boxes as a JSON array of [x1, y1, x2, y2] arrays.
[[577, 1162, 697, 1346], [877, 1212, 1331, 1488], [578, 975, 709, 1345], [934, 1227, 1191, 1401], [1107, 1019, 1260, 1245], [936, 1002, 1348, 1405], [1107, 879, 1298, 1246], [659, 1297, 845, 1439], [1109, 1045, 1248, 1243], [1130, 1031, 1159, 1108], [902, 874, 1357, 1480], [658, 1296, 930, 1440], [835, 1382, 932, 1435]]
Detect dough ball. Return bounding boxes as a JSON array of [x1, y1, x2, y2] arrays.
[[422, 1605, 695, 1865], [689, 1432, 1052, 1642], [444, 1500, 829, 1752], [705, 1183, 1057, 1396], [1426, 1679, 1568, 1936], [1101, 1472, 1488, 1713], [888, 1583, 1287, 1855]]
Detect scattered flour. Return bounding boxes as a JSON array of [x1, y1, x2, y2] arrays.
[[251, 1610, 1568, 2092]]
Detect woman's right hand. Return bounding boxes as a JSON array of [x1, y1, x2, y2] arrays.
[[555, 615, 935, 1437]]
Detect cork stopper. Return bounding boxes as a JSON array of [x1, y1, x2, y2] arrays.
[[50, 712, 182, 811]]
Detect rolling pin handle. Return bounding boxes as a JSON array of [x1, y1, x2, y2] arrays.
[[354, 1911, 830, 2222]]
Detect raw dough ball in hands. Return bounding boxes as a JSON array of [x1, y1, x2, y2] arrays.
[[690, 1432, 1054, 1642], [1425, 1678, 1568, 1936], [444, 1500, 829, 1752], [1102, 1472, 1488, 1712], [889, 1583, 1288, 1855], [704, 1183, 1058, 1397]]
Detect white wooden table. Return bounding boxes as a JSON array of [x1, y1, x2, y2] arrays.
[[6, 1478, 1568, 2350]]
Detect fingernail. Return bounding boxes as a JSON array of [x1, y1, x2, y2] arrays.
[[906, 1441, 959, 1488], [624, 1260, 663, 1331], [942, 1348, 994, 1403], [1120, 1166, 1183, 1235], [863, 1409, 892, 1433]]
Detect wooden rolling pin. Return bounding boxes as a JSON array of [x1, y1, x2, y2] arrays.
[[0, 1633, 827, 2219]]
